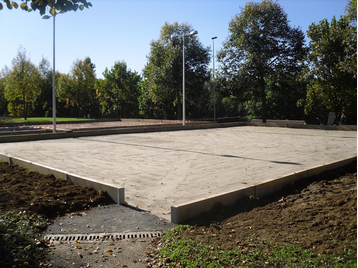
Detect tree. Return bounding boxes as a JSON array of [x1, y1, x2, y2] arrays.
[[32, 57, 53, 117], [302, 10, 357, 125], [0, 67, 10, 115], [143, 22, 210, 120], [345, 0, 357, 23], [96, 61, 141, 118], [4, 47, 41, 119], [0, 0, 92, 15], [218, 0, 307, 122], [263, 77, 307, 120], [58, 57, 99, 117]]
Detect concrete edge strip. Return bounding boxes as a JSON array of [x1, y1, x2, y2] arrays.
[[0, 153, 125, 205], [170, 156, 357, 224], [1, 122, 355, 143]]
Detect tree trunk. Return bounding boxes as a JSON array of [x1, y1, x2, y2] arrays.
[[261, 79, 267, 123], [22, 94, 27, 120], [334, 109, 342, 125], [177, 86, 181, 120]]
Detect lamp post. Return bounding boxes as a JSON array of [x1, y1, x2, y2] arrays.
[[42, 13, 58, 133], [212, 36, 217, 122], [171, 30, 198, 126]]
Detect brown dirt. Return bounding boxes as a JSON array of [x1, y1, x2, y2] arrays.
[[0, 162, 114, 219], [182, 163, 357, 256], [0, 161, 356, 265]]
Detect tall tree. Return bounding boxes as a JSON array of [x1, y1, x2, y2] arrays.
[[143, 22, 210, 120], [0, 66, 10, 115], [0, 0, 92, 14], [4, 47, 41, 119], [96, 61, 141, 118], [218, 0, 307, 122], [345, 0, 357, 23], [58, 57, 99, 117], [302, 8, 357, 125], [32, 57, 53, 117]]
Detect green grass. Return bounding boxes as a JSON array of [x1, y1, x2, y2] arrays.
[[0, 211, 48, 267], [25, 170, 38, 175], [0, 117, 98, 124], [157, 225, 357, 268]]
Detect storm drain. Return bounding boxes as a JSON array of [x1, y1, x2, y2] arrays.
[[44, 231, 162, 244]]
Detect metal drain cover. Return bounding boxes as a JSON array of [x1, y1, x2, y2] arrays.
[[44, 231, 162, 244]]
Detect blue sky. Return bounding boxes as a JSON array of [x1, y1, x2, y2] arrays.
[[0, 0, 349, 79]]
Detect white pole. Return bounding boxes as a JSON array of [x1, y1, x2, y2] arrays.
[[182, 33, 185, 126], [212, 36, 217, 122], [52, 14, 56, 133]]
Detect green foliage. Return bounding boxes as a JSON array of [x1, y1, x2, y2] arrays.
[[302, 11, 357, 125], [345, 0, 357, 24], [58, 57, 100, 118], [218, 0, 307, 122], [143, 22, 210, 120], [157, 225, 357, 267], [0, 211, 48, 267], [138, 79, 156, 118], [0, 68, 9, 115], [96, 61, 141, 118], [31, 57, 53, 117], [0, 0, 92, 15], [26, 169, 38, 175], [264, 76, 307, 120], [4, 47, 41, 119]]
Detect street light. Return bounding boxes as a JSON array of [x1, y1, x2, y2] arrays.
[[42, 12, 60, 133], [212, 36, 217, 122], [171, 30, 198, 126]]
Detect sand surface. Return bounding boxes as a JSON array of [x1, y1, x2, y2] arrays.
[[1, 126, 356, 220]]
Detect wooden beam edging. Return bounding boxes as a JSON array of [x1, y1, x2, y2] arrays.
[[171, 156, 357, 224], [0, 153, 125, 205]]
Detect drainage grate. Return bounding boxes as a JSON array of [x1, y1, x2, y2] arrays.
[[44, 231, 162, 244]]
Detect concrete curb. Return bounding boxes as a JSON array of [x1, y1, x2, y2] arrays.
[[171, 157, 357, 224], [0, 122, 222, 143], [248, 122, 357, 131], [0, 121, 355, 143], [0, 153, 125, 205]]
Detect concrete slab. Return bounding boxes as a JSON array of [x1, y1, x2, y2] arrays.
[[0, 126, 356, 222]]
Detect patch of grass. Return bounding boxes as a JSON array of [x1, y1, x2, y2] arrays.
[[156, 225, 357, 268], [0, 211, 48, 267], [26, 170, 38, 176]]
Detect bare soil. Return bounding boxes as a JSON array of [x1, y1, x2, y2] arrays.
[[182, 163, 357, 256], [0, 162, 114, 219], [0, 161, 356, 267]]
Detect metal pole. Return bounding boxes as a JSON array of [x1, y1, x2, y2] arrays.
[[212, 36, 217, 122], [52, 14, 56, 133], [182, 33, 185, 126]]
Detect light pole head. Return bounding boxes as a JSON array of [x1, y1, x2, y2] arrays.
[[170, 34, 177, 41], [212, 36, 217, 40], [42, 14, 51, 19], [189, 30, 198, 36]]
